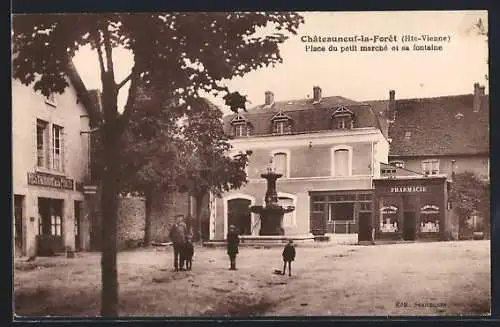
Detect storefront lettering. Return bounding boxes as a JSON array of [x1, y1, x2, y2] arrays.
[[389, 186, 428, 193], [27, 172, 74, 190]]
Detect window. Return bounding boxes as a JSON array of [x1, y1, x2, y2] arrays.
[[335, 116, 353, 129], [273, 120, 287, 135], [422, 159, 439, 175], [328, 203, 354, 222], [334, 149, 349, 176], [234, 123, 246, 137], [45, 93, 57, 106], [52, 125, 64, 171], [420, 204, 440, 233], [379, 205, 399, 232], [36, 120, 49, 168], [404, 131, 411, 139], [51, 215, 62, 236], [273, 152, 288, 177], [390, 160, 405, 168]]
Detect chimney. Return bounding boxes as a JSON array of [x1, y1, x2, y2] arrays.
[[265, 91, 274, 106], [388, 89, 396, 121], [313, 86, 322, 103], [473, 82, 485, 112]]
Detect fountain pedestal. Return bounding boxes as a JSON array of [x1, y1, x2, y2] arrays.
[[250, 170, 295, 236]]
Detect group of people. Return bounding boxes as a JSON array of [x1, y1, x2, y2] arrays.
[[169, 216, 296, 276], [168, 215, 194, 271]]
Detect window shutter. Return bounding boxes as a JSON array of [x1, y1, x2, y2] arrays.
[[61, 130, 66, 173]]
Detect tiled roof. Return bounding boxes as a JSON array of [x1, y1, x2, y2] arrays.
[[387, 94, 489, 157], [223, 95, 385, 136]]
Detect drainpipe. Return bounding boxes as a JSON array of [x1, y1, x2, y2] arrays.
[[370, 141, 375, 187]]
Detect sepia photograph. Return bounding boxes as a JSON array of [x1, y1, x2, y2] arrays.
[[11, 10, 490, 318]]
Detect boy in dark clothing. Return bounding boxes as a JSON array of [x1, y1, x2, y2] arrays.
[[183, 237, 194, 271], [282, 240, 296, 276], [226, 225, 240, 270]]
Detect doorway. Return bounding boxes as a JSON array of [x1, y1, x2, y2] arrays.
[[358, 212, 372, 242], [403, 211, 416, 241], [38, 198, 64, 252], [227, 198, 251, 235], [14, 195, 24, 256], [74, 201, 82, 251]]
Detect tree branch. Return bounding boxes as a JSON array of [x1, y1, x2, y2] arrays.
[[117, 72, 133, 90], [118, 65, 140, 134], [93, 27, 106, 80], [101, 21, 116, 85]]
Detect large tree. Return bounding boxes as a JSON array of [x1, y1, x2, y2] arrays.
[[117, 87, 186, 246], [449, 171, 490, 238], [179, 97, 251, 241], [12, 12, 303, 316]]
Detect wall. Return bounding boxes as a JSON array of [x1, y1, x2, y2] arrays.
[[245, 142, 375, 179], [117, 196, 146, 250]]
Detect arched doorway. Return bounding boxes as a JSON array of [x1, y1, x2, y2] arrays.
[[227, 198, 252, 236]]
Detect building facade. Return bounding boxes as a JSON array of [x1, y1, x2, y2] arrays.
[[211, 82, 489, 242], [12, 62, 98, 257], [211, 87, 390, 240]]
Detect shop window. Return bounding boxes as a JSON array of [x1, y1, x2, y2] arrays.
[[420, 204, 440, 233], [312, 203, 324, 212], [328, 203, 354, 222], [422, 159, 439, 175], [36, 119, 49, 168], [379, 205, 399, 232]]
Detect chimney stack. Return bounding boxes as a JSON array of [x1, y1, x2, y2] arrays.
[[388, 89, 396, 121], [265, 91, 274, 106], [473, 82, 485, 112], [313, 86, 322, 103]]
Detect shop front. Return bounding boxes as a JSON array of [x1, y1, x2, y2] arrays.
[[373, 176, 451, 241], [309, 190, 374, 236]]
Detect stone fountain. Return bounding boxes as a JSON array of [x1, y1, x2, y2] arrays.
[[249, 161, 295, 236]]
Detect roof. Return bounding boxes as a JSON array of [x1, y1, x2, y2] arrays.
[[223, 95, 386, 136], [66, 60, 102, 127], [387, 94, 489, 157]]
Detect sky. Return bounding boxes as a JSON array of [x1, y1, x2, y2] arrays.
[[73, 10, 488, 116]]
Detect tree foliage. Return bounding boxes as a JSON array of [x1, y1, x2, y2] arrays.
[[449, 171, 490, 229], [12, 12, 304, 316]]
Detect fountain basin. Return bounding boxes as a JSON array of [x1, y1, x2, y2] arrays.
[[250, 205, 296, 236]]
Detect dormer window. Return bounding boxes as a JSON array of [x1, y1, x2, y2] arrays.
[[271, 111, 293, 135], [332, 105, 355, 130], [45, 93, 57, 107], [230, 113, 251, 137]]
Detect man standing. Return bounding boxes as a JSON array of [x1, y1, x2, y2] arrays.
[[169, 214, 188, 271], [226, 225, 240, 270]]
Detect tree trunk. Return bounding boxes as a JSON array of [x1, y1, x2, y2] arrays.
[[100, 71, 121, 317], [100, 152, 119, 316], [195, 192, 204, 243], [143, 190, 153, 246]]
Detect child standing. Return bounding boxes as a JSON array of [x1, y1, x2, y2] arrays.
[[282, 240, 296, 276], [226, 225, 240, 270], [183, 237, 194, 271]]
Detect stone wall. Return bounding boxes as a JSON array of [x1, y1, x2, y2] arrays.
[[117, 196, 146, 250]]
